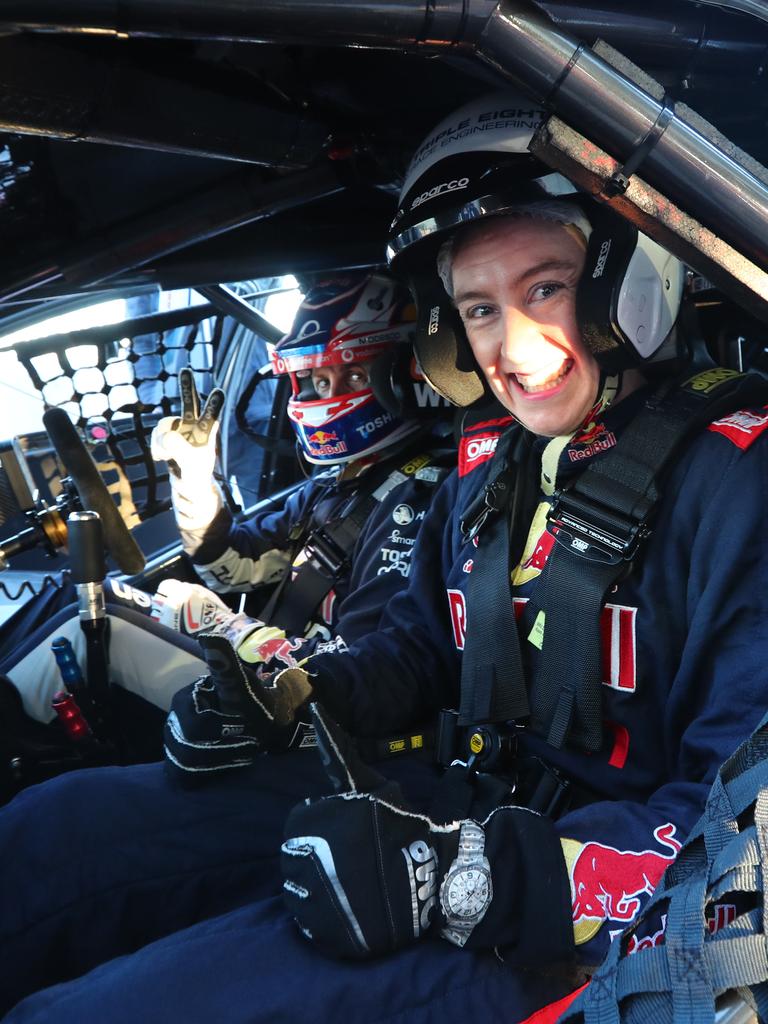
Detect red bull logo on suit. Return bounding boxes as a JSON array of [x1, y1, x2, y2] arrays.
[[562, 823, 681, 944]]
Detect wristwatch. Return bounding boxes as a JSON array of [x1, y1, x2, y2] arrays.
[[439, 821, 493, 948]]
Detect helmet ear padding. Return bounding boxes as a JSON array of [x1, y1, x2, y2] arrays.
[[368, 343, 454, 418], [575, 198, 685, 370], [411, 273, 488, 408]]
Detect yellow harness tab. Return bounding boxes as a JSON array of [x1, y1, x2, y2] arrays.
[[528, 610, 546, 650]]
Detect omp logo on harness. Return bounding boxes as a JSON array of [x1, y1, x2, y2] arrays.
[[427, 306, 440, 336], [458, 433, 499, 476], [402, 839, 439, 937], [708, 405, 768, 450], [685, 367, 739, 393], [562, 823, 681, 944]]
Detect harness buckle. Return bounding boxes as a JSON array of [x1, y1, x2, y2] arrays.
[[303, 528, 349, 576], [546, 488, 651, 565], [460, 477, 510, 542]]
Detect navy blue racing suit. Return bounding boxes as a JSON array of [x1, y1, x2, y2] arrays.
[[2, 388, 768, 1022]]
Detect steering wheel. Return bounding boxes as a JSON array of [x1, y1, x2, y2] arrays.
[[42, 408, 146, 576]]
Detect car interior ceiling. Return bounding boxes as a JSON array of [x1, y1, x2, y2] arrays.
[[0, 0, 766, 583]]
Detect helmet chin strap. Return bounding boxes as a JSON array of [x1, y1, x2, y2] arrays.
[[539, 371, 621, 495]]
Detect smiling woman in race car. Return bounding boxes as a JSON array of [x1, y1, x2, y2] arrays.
[[2, 94, 768, 1024]]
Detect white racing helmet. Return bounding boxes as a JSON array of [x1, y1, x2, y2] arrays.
[[387, 93, 686, 406]]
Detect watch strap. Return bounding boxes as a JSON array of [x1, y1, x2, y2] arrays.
[[456, 820, 486, 865], [439, 821, 493, 948]]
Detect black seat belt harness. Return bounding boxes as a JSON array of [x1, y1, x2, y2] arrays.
[[536, 367, 768, 751]]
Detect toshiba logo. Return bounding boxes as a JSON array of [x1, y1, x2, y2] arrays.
[[592, 239, 612, 279]]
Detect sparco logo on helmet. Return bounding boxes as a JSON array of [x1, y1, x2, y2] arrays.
[[428, 306, 440, 336], [592, 239, 612, 279], [411, 177, 469, 211]]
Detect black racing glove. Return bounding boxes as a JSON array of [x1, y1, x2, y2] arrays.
[[164, 675, 263, 784], [282, 705, 574, 963]]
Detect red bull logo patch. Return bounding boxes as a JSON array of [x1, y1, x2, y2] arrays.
[[254, 634, 304, 668], [610, 902, 736, 954], [306, 429, 348, 458], [708, 406, 768, 450], [568, 422, 617, 462], [511, 503, 554, 586], [567, 399, 617, 462], [515, 524, 556, 580], [563, 823, 681, 944]]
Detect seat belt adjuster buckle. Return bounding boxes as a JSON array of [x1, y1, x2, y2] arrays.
[[546, 488, 651, 565], [304, 529, 349, 577], [460, 476, 511, 542]]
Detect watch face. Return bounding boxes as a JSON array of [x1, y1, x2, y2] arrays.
[[444, 867, 492, 920]]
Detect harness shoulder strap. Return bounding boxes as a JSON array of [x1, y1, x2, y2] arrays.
[[535, 367, 768, 752], [457, 369, 768, 757], [458, 427, 533, 725], [267, 443, 452, 634]]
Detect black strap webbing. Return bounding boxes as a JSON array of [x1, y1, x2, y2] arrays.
[[457, 368, 768, 756], [532, 548, 620, 750], [458, 429, 533, 726], [533, 368, 768, 751], [268, 445, 451, 635]]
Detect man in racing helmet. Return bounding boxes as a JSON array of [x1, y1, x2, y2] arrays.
[[0, 268, 457, 1014], [5, 95, 768, 1024], [273, 273, 422, 467], [0, 271, 452, 736]]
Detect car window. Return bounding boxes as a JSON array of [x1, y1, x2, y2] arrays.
[[0, 277, 304, 577]]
